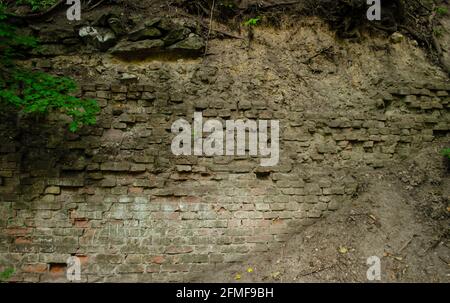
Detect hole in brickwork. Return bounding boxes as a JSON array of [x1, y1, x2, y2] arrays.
[[49, 263, 66, 274], [433, 130, 448, 138], [444, 157, 450, 174], [255, 171, 270, 180]]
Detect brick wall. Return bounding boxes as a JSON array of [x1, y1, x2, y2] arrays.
[[0, 73, 449, 282]]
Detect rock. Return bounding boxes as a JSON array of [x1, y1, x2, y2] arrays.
[[79, 26, 117, 51], [390, 32, 404, 44], [38, 28, 77, 44], [128, 27, 162, 42], [108, 16, 126, 36], [31, 44, 73, 56], [94, 13, 126, 36], [167, 34, 205, 55], [145, 18, 162, 28], [157, 18, 176, 32], [110, 39, 165, 59], [158, 18, 199, 33], [119, 73, 139, 83], [163, 27, 191, 46]]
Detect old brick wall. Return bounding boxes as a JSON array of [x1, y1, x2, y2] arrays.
[[0, 61, 449, 282]]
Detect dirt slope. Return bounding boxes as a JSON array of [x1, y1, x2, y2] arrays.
[[198, 144, 449, 282]]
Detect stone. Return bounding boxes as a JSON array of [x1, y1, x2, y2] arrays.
[[37, 27, 76, 43], [119, 73, 139, 82], [108, 16, 127, 36], [45, 186, 60, 195], [128, 27, 162, 42], [79, 26, 117, 51], [31, 44, 71, 56], [100, 162, 131, 172], [390, 32, 404, 44], [93, 13, 126, 36], [167, 34, 205, 55], [110, 39, 165, 59], [144, 18, 162, 28], [163, 28, 191, 46]]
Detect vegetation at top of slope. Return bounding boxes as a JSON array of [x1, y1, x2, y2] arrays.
[[0, 3, 99, 132]]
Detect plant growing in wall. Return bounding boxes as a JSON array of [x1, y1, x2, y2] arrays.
[[15, 0, 59, 11], [442, 148, 450, 172], [244, 17, 260, 27], [0, 267, 14, 282], [0, 3, 99, 132]]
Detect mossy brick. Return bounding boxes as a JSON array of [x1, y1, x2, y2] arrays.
[[111, 84, 127, 93], [100, 162, 131, 171]]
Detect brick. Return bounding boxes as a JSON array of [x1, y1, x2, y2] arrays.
[[100, 162, 131, 172], [111, 84, 127, 93], [116, 264, 145, 273], [147, 256, 166, 264], [165, 246, 194, 255], [95, 254, 123, 264], [22, 263, 48, 273], [44, 186, 60, 195]]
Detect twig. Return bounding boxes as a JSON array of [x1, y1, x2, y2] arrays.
[[301, 46, 333, 64], [438, 255, 449, 265], [197, 2, 211, 16], [86, 0, 108, 12], [299, 264, 335, 277], [204, 0, 216, 56], [175, 11, 244, 40], [257, 1, 302, 10], [398, 236, 415, 253], [412, 0, 432, 12]]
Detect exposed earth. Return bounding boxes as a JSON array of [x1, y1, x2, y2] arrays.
[[199, 144, 450, 282]]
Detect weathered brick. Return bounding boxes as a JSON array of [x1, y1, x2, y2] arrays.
[[100, 162, 131, 172]]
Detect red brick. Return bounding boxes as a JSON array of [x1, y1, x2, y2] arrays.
[[15, 237, 32, 244], [165, 246, 193, 255], [22, 263, 48, 273], [5, 228, 31, 236], [49, 263, 66, 275], [150, 256, 165, 264], [77, 255, 89, 265]]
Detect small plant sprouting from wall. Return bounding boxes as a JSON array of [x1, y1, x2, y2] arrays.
[[0, 268, 15, 282], [435, 6, 448, 16], [244, 17, 260, 27], [442, 148, 450, 172], [441, 148, 450, 159], [16, 0, 59, 12]]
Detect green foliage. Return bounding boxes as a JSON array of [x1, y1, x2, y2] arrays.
[[1, 70, 100, 132], [0, 4, 99, 132], [441, 148, 450, 159], [244, 17, 260, 27], [0, 4, 38, 63], [16, 0, 59, 12], [219, 1, 235, 9], [0, 268, 14, 282], [433, 27, 443, 37], [435, 6, 448, 16]]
